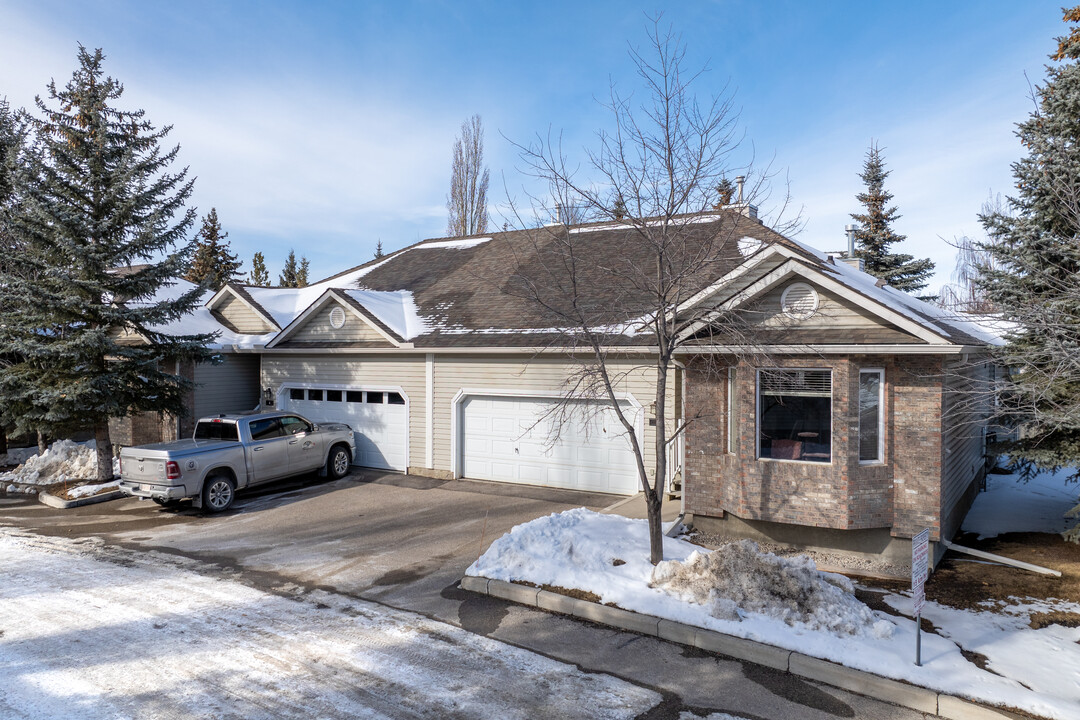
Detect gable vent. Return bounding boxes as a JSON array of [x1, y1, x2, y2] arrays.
[[329, 306, 346, 329], [780, 282, 818, 320]]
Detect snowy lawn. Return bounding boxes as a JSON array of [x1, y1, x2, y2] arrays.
[[468, 508, 1080, 720], [0, 528, 658, 719], [0, 440, 119, 496], [962, 464, 1079, 539]]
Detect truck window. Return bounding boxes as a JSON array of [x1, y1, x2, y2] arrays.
[[281, 416, 313, 435], [194, 421, 240, 442], [249, 418, 284, 440]]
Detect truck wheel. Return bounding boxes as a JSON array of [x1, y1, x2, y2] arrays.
[[202, 475, 236, 512], [327, 445, 351, 480]]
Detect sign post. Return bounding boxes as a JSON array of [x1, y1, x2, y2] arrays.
[[911, 527, 930, 667]]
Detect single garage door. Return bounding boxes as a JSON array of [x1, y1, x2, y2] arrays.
[[460, 395, 641, 495], [284, 387, 407, 471]]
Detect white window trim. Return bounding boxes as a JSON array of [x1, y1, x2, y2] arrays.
[[726, 367, 736, 454], [755, 368, 834, 465], [858, 368, 886, 465]]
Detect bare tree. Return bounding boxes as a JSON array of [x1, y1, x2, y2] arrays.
[[504, 19, 794, 564], [446, 114, 490, 237]]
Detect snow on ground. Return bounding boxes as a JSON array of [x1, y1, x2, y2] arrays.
[[962, 465, 1079, 539], [0, 440, 119, 494], [64, 480, 121, 499], [0, 446, 37, 468], [468, 508, 1080, 720], [0, 528, 658, 720]]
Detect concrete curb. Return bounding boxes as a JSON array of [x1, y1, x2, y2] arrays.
[[463, 575, 1024, 720], [38, 489, 124, 509]]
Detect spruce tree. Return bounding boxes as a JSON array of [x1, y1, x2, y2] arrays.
[[374, 239, 384, 259], [850, 143, 935, 295], [297, 256, 310, 287], [711, 178, 735, 209], [977, 6, 1080, 474], [185, 208, 241, 289], [0, 47, 216, 480], [0, 99, 29, 451], [249, 251, 269, 286], [279, 249, 299, 287]]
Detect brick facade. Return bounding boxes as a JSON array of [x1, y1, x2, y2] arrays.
[[107, 360, 197, 450], [684, 354, 946, 542]]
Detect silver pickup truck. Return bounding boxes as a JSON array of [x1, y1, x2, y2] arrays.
[[118, 412, 356, 512]]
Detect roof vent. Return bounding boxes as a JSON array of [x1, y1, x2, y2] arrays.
[[780, 282, 819, 320], [329, 306, 346, 329]]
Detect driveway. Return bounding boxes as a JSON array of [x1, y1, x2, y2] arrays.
[[0, 471, 927, 719]]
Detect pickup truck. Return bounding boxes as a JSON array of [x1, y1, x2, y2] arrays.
[[118, 412, 356, 512]]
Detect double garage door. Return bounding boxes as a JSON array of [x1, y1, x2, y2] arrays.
[[460, 396, 641, 495], [283, 387, 407, 471]]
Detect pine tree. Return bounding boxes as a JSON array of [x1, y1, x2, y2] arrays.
[[977, 6, 1080, 474], [297, 256, 309, 287], [850, 143, 935, 295], [184, 208, 241, 289], [711, 178, 735, 209], [249, 251, 269, 286], [0, 99, 30, 453], [613, 195, 627, 220], [279, 249, 299, 287], [374, 239, 384, 259], [0, 47, 216, 479]]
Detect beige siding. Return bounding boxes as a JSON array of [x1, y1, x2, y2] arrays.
[[215, 293, 274, 334], [751, 282, 889, 329], [940, 361, 991, 537], [193, 354, 261, 418], [287, 301, 393, 344], [261, 355, 427, 469], [431, 355, 662, 477]]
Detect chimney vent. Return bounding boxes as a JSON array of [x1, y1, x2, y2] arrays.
[[735, 175, 745, 204], [844, 224, 857, 257]]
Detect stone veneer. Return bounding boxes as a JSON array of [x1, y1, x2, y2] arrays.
[[684, 355, 945, 542]]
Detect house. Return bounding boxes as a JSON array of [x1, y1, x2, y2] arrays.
[[167, 209, 999, 565]]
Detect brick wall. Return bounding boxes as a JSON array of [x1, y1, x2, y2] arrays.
[[107, 359, 197, 450], [684, 354, 944, 540]]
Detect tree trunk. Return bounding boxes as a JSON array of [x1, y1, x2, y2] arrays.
[[646, 489, 664, 565], [94, 420, 114, 481], [37, 429, 47, 455], [0, 425, 7, 457]]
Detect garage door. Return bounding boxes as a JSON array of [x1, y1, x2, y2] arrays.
[[460, 396, 640, 495], [284, 387, 407, 471]]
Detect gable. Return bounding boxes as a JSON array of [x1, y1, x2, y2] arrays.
[[278, 298, 396, 347], [212, 292, 276, 335]]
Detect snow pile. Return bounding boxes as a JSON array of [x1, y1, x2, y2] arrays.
[[65, 480, 121, 499], [0, 446, 38, 467], [0, 439, 119, 491], [649, 541, 892, 637]]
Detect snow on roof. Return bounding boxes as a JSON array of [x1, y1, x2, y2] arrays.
[[342, 289, 429, 340], [414, 237, 490, 249]]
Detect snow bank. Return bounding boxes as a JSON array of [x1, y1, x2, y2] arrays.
[[0, 439, 119, 489], [65, 480, 121, 499], [0, 446, 37, 467], [649, 541, 892, 637]]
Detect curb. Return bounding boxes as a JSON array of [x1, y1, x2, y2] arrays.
[[38, 489, 124, 509], [460, 575, 1025, 720]]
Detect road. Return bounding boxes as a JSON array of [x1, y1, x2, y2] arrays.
[[0, 471, 933, 719]]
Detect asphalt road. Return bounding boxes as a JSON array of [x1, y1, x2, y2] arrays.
[[0, 471, 934, 719]]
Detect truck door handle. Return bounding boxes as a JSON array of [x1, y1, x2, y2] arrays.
[[253, 447, 264, 452], [288, 439, 298, 445]]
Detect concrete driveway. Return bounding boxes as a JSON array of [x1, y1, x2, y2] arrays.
[[0, 470, 927, 719]]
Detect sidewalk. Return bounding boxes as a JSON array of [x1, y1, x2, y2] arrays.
[[598, 492, 684, 522]]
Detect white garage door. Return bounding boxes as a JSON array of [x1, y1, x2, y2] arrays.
[[460, 396, 640, 495], [284, 387, 408, 471]]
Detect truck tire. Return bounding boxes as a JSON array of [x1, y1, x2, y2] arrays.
[[202, 475, 236, 512], [326, 445, 351, 480]]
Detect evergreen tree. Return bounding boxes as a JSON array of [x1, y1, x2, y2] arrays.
[[0, 47, 216, 480], [184, 208, 241, 289], [977, 6, 1080, 474], [374, 239, 384, 259], [297, 256, 309, 287], [849, 143, 935, 295], [711, 177, 735, 209], [612, 195, 627, 220], [249, 251, 269, 286], [278, 249, 299, 287], [0, 99, 30, 453]]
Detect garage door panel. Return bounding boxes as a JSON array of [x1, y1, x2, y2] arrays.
[[461, 395, 640, 495], [284, 389, 407, 472]]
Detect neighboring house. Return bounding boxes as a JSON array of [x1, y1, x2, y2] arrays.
[[166, 210, 998, 564]]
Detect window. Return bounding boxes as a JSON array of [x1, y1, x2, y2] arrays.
[[249, 418, 283, 441], [281, 416, 312, 435], [859, 369, 884, 463], [757, 369, 832, 463], [346, 390, 363, 403], [308, 389, 323, 401], [194, 421, 239, 442], [326, 390, 343, 402], [289, 388, 304, 401], [387, 391, 405, 405], [366, 391, 384, 404], [726, 368, 736, 454]]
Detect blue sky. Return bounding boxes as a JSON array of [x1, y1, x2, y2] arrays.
[[0, 1, 1067, 291]]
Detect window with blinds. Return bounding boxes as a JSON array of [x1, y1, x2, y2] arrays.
[[757, 369, 832, 463]]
